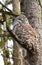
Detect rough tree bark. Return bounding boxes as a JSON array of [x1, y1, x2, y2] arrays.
[[21, 0, 42, 65], [12, 0, 21, 15]]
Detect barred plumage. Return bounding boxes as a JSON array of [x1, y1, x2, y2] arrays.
[[13, 15, 39, 55]]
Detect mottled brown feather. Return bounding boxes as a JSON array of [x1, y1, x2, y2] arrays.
[[13, 15, 39, 55]]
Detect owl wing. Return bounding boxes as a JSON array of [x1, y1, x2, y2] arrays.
[[13, 18, 39, 54]]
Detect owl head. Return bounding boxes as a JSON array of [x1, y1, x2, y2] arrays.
[[13, 14, 29, 26]]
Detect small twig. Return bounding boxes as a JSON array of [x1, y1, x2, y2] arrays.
[[0, 9, 17, 16]]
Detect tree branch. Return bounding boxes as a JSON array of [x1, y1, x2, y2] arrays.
[[0, 9, 17, 17], [0, 2, 19, 17], [38, 0, 42, 8], [7, 25, 30, 50]]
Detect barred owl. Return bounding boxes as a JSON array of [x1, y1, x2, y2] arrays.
[[13, 15, 39, 55], [13, 15, 40, 65]]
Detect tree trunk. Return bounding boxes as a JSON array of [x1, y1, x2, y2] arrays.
[[12, 0, 21, 15], [21, 0, 42, 65], [13, 40, 26, 65]]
